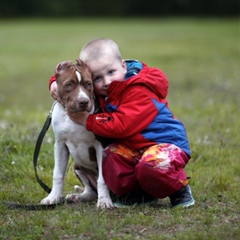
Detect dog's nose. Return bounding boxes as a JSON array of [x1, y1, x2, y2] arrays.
[[78, 98, 89, 109], [79, 101, 88, 107]]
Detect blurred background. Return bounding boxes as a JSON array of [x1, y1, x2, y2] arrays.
[[0, 0, 238, 18], [0, 0, 239, 124]]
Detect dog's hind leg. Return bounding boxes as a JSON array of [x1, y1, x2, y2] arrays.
[[66, 164, 97, 203]]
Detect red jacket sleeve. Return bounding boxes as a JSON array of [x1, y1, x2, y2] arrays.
[[86, 85, 161, 138], [48, 75, 56, 90]]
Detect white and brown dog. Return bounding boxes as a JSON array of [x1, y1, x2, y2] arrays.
[[40, 59, 113, 209]]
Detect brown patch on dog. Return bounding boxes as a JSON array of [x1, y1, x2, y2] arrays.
[[88, 146, 97, 162], [74, 163, 97, 192]]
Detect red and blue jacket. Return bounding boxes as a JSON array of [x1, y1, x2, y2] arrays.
[[86, 60, 191, 157]]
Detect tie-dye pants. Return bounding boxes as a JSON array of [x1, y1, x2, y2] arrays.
[[102, 143, 190, 198]]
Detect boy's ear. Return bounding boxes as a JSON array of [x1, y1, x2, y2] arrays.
[[122, 60, 127, 73]]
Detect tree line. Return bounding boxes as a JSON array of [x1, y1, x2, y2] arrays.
[[0, 0, 238, 18]]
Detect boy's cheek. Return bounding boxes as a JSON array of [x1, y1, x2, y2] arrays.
[[94, 82, 102, 92], [94, 88, 105, 96]]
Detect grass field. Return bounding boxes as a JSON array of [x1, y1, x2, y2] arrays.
[[0, 18, 239, 240]]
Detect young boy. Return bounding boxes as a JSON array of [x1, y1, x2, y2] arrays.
[[49, 38, 195, 208]]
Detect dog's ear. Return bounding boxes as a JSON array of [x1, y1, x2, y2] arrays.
[[55, 61, 73, 76], [76, 58, 91, 78], [76, 58, 85, 67], [75, 58, 86, 74]]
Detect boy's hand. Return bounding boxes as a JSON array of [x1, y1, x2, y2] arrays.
[[50, 81, 63, 104], [50, 81, 58, 100]]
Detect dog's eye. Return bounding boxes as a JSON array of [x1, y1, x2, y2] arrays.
[[85, 81, 92, 90], [64, 81, 74, 91]]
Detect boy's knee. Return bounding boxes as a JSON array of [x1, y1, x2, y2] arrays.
[[102, 143, 140, 196]]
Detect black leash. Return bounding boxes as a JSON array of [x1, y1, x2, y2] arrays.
[[33, 112, 53, 194], [1, 102, 65, 210]]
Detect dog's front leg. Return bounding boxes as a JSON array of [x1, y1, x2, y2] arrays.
[[95, 142, 114, 209], [41, 140, 69, 204]]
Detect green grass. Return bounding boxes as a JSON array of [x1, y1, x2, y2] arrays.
[[0, 18, 239, 240]]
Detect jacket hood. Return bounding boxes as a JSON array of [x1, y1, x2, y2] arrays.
[[108, 61, 169, 100]]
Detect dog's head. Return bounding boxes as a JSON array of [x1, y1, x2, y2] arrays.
[[55, 59, 94, 113]]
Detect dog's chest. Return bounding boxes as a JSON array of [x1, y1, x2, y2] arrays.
[[52, 103, 98, 169]]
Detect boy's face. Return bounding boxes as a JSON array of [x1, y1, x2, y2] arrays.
[[87, 55, 127, 96]]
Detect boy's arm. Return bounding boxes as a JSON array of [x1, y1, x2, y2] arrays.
[[86, 86, 161, 138]]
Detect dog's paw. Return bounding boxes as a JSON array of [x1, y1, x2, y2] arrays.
[[40, 195, 64, 205], [66, 194, 82, 203], [66, 191, 97, 203], [97, 196, 114, 209]]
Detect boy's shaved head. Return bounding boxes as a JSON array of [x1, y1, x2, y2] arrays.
[[80, 38, 122, 63]]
